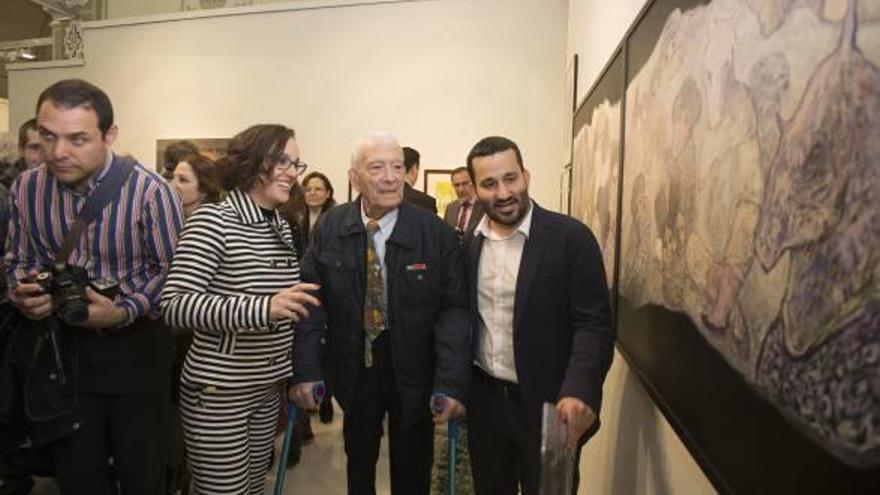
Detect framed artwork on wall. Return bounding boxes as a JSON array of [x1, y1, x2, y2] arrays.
[[570, 48, 623, 291], [562, 53, 579, 165], [156, 138, 228, 170], [580, 0, 880, 492], [559, 163, 572, 216], [423, 168, 456, 217]]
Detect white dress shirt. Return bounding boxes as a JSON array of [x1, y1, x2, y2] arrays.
[[473, 201, 534, 382]]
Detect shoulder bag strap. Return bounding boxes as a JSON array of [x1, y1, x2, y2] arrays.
[[56, 155, 136, 265]]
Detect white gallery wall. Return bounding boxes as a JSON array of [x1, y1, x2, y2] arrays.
[[567, 0, 716, 493], [0, 98, 8, 133], [9, 0, 567, 209]]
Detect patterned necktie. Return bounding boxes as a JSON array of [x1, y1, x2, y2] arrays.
[[363, 220, 386, 368], [456, 201, 471, 232]]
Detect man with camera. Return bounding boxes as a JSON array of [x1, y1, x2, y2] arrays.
[[4, 79, 183, 494]]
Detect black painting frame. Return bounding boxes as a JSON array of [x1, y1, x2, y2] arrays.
[[571, 0, 880, 492]]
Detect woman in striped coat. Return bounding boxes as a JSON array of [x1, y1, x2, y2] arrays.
[[160, 124, 319, 494]]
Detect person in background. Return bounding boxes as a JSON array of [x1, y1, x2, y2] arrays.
[[278, 180, 308, 258], [161, 124, 319, 494], [401, 146, 437, 213], [302, 171, 337, 242], [163, 152, 222, 494], [0, 119, 43, 198], [16, 118, 44, 172], [0, 132, 35, 495], [463, 136, 615, 495], [274, 178, 312, 466], [291, 133, 469, 494], [274, 172, 339, 464], [6, 78, 183, 494], [161, 140, 199, 176], [443, 166, 484, 241], [168, 153, 223, 219], [0, 132, 23, 251], [301, 171, 338, 425]]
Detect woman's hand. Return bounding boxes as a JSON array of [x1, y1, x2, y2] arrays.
[[269, 283, 321, 323]]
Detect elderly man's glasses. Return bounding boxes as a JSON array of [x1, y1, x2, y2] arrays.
[[275, 154, 308, 174]]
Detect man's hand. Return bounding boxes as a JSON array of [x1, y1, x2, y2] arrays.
[[289, 381, 321, 411], [557, 397, 597, 451], [270, 283, 321, 323], [81, 286, 128, 329], [9, 273, 53, 320], [431, 396, 466, 424]]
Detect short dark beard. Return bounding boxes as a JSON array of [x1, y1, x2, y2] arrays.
[[485, 193, 530, 227]]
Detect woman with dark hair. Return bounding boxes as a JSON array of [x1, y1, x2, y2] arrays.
[[277, 181, 308, 258], [300, 171, 338, 425], [161, 124, 319, 493], [301, 171, 337, 239], [277, 171, 336, 262], [168, 153, 222, 218]]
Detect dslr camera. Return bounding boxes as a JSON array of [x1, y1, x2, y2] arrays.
[[32, 263, 119, 325]]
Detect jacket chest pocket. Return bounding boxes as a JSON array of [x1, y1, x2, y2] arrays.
[[399, 262, 439, 305]]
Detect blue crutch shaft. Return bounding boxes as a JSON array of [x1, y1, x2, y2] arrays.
[[431, 393, 458, 495], [274, 382, 326, 495]]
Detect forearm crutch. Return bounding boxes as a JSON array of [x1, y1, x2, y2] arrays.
[[274, 382, 326, 495], [431, 393, 458, 495]]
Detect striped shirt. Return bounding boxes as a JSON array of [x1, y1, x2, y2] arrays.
[[161, 188, 301, 388], [4, 153, 183, 325]]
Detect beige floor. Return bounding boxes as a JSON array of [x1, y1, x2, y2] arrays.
[[264, 400, 392, 495], [31, 401, 394, 494]]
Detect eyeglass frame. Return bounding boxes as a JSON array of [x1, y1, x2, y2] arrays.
[[274, 153, 308, 175]]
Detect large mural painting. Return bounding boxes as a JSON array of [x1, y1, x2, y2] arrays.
[[571, 0, 880, 491], [571, 51, 624, 287]]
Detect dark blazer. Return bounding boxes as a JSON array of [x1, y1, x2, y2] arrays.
[[464, 202, 615, 431], [294, 199, 470, 418], [403, 183, 438, 213], [443, 198, 484, 233]]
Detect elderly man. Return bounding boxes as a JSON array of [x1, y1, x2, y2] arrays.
[[443, 166, 484, 239], [292, 133, 470, 494]]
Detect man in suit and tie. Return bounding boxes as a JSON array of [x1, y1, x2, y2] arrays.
[[402, 146, 438, 213], [443, 166, 484, 240], [463, 136, 615, 494]]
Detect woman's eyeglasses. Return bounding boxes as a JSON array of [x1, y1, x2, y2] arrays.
[[275, 154, 308, 174]]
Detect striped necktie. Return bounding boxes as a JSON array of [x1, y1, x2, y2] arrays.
[[363, 220, 386, 368]]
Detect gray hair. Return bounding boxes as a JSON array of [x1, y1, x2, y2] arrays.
[[350, 132, 400, 168]]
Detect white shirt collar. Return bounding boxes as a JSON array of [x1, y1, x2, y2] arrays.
[[360, 200, 399, 234], [474, 199, 533, 240]]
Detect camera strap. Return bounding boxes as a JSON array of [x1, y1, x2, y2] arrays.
[[56, 155, 136, 264]]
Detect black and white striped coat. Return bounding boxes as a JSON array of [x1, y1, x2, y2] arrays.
[[161, 188, 301, 388]]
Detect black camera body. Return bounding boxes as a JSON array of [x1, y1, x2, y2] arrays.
[[33, 263, 119, 325]]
